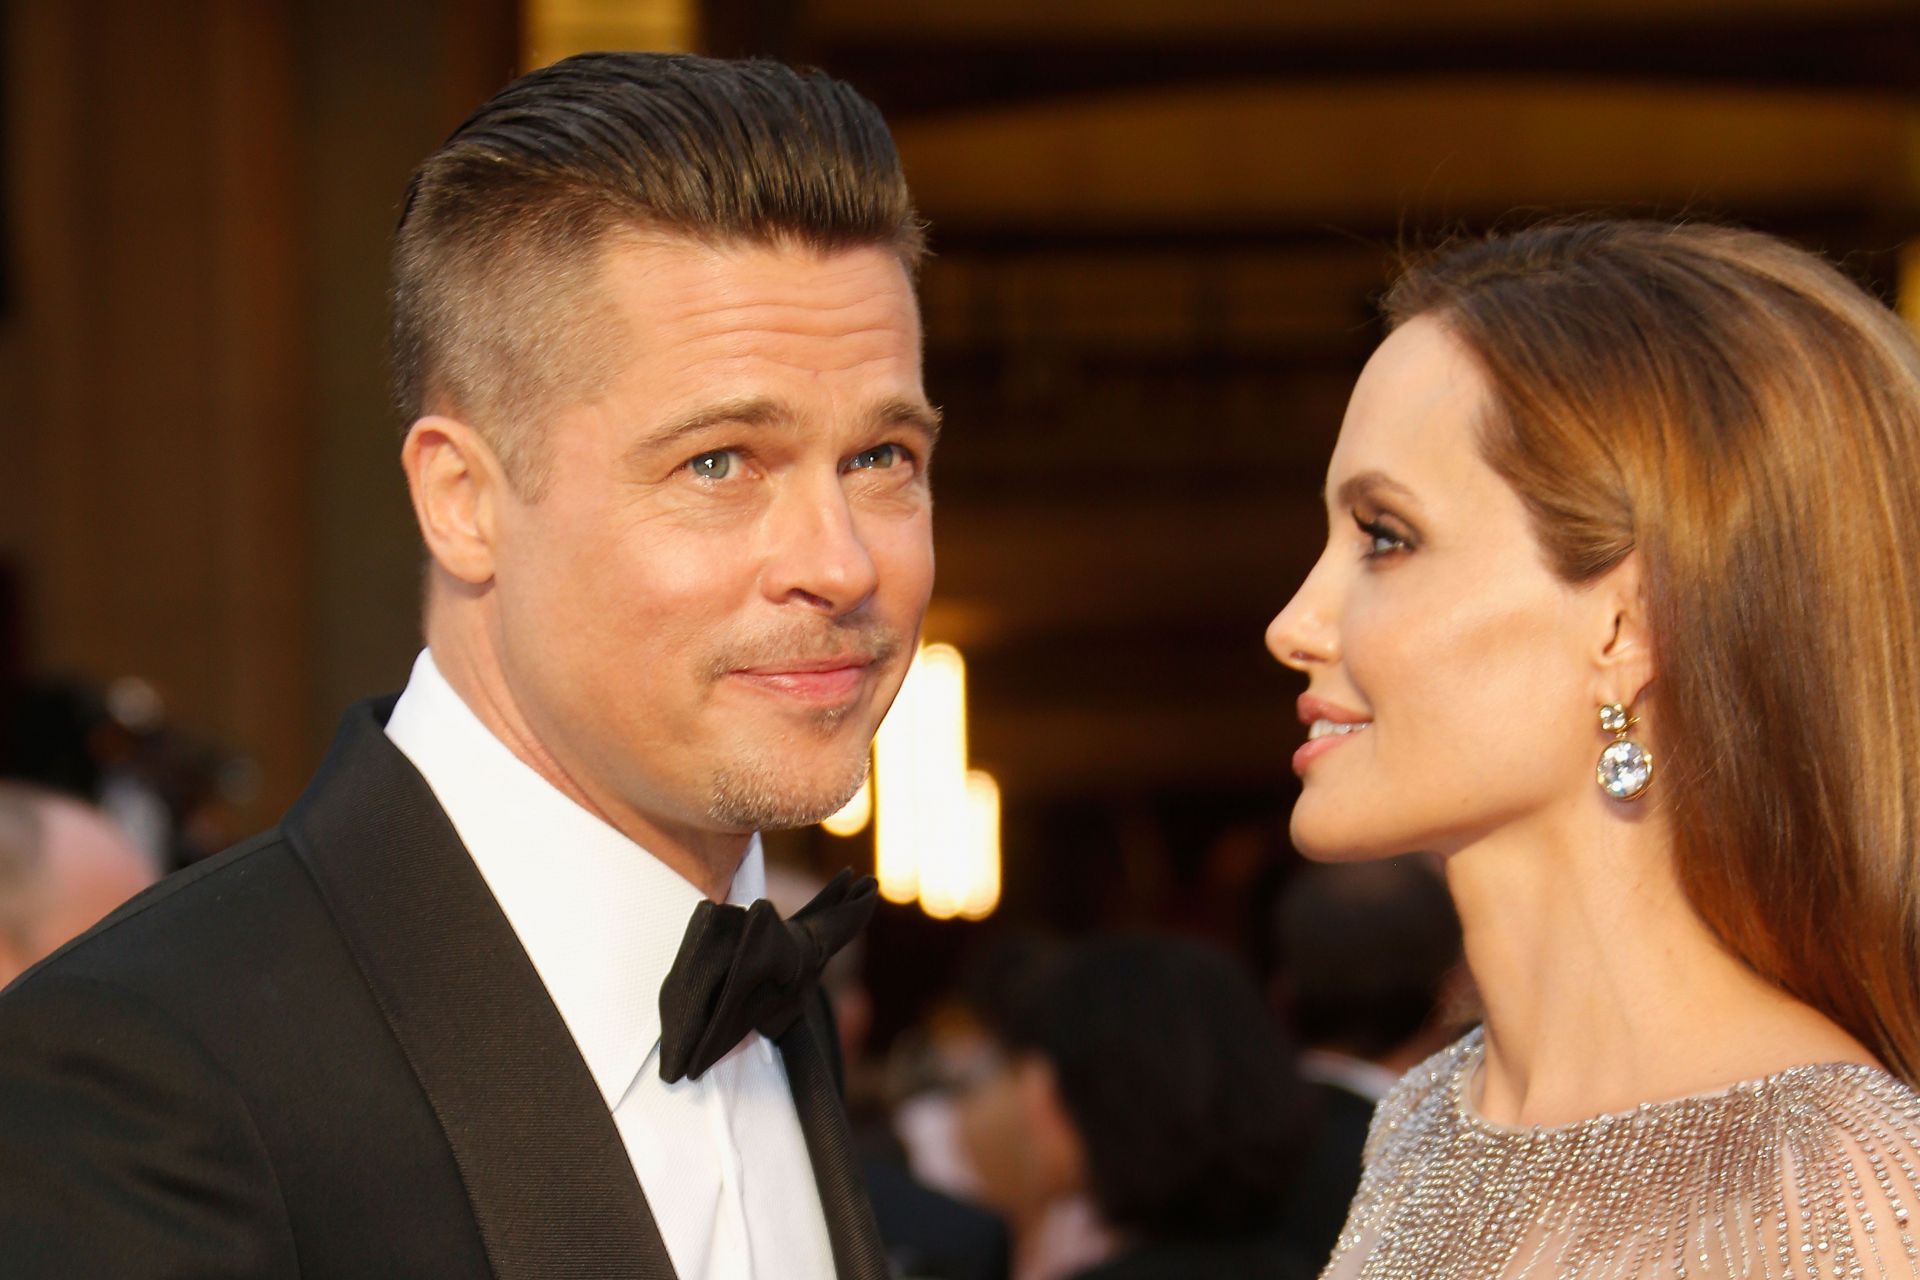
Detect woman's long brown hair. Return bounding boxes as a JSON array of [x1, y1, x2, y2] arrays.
[[1386, 221, 1920, 1084]]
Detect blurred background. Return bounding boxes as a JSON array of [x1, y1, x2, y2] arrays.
[[1, 2, 1917, 1274]]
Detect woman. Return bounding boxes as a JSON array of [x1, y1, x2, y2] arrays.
[[1267, 220, 1920, 1278]]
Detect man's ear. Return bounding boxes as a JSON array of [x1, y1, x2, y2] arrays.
[[1592, 552, 1656, 710], [401, 415, 506, 586]]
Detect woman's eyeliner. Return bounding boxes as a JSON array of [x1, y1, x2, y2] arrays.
[[1353, 510, 1411, 560]]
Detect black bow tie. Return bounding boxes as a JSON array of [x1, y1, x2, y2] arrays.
[[657, 868, 878, 1084]]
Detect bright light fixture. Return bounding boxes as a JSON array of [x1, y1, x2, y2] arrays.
[[866, 643, 1002, 920], [821, 769, 872, 838]]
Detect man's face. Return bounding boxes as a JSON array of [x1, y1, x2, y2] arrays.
[[487, 236, 936, 839]]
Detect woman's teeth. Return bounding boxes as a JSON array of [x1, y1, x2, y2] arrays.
[[1308, 719, 1371, 740]]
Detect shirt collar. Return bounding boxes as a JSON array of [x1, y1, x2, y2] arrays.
[[1298, 1048, 1401, 1103], [384, 648, 766, 1108]]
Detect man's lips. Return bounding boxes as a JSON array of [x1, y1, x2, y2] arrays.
[[728, 656, 874, 704]]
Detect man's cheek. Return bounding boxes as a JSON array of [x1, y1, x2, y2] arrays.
[[871, 530, 935, 604]]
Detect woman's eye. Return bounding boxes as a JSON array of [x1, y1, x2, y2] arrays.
[[687, 450, 735, 480], [847, 443, 906, 471], [1354, 514, 1410, 559]]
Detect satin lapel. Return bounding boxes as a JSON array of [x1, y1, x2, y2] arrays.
[[284, 698, 677, 1280], [777, 997, 890, 1280]]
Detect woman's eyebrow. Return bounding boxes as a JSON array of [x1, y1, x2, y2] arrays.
[[1332, 469, 1420, 510]]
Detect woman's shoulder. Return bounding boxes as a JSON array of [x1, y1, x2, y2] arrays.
[[1708, 1060, 1920, 1278], [1358, 1028, 1480, 1162], [1340, 1041, 1920, 1279], [1775, 1062, 1920, 1238]]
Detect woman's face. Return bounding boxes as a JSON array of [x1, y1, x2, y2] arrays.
[[1267, 315, 1627, 861]]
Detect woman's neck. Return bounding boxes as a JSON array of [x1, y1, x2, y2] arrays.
[[1444, 798, 1873, 1127]]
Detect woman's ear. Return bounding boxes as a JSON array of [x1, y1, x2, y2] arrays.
[[1592, 552, 1656, 709], [401, 414, 507, 586]]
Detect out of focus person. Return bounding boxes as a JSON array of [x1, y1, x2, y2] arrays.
[[892, 933, 1065, 1209], [960, 934, 1313, 1280], [1, 677, 253, 869], [0, 783, 157, 986], [1269, 858, 1464, 1266], [768, 864, 1011, 1280]]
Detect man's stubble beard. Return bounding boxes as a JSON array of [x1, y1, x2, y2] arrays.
[[698, 615, 904, 831], [705, 701, 872, 831]]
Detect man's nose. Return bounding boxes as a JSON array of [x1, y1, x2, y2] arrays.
[[759, 476, 880, 614]]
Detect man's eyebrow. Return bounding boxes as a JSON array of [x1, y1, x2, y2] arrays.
[[645, 395, 786, 452], [1333, 469, 1420, 510], [631, 394, 942, 467], [870, 396, 942, 443]]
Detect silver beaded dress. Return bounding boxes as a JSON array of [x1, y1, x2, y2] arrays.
[[1321, 1028, 1920, 1280]]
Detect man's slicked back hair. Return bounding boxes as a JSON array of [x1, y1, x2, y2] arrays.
[[390, 52, 924, 491]]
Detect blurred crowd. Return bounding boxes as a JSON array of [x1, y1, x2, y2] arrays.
[[0, 674, 252, 981], [2, 676, 257, 872], [780, 855, 1468, 1280]]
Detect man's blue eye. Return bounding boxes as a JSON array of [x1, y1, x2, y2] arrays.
[[849, 444, 903, 471], [688, 451, 733, 480]]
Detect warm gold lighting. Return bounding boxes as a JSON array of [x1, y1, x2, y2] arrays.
[[821, 768, 872, 837], [1901, 242, 1920, 336], [874, 644, 967, 909], [871, 644, 1002, 921], [958, 771, 1002, 922], [521, 0, 693, 71]]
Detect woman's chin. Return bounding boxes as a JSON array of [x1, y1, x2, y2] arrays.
[[1289, 802, 1415, 863]]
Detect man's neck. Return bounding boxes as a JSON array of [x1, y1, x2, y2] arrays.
[[424, 624, 751, 901]]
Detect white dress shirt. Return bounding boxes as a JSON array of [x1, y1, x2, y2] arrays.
[[1298, 1048, 1401, 1104], [385, 649, 838, 1280]]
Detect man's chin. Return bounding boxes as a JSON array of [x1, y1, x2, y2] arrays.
[[705, 747, 872, 832]]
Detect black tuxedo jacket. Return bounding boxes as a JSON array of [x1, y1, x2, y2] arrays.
[[0, 698, 889, 1279]]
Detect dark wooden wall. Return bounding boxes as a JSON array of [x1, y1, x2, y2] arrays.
[[0, 0, 516, 827]]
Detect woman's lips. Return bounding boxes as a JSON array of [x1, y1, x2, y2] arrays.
[[1292, 719, 1371, 776]]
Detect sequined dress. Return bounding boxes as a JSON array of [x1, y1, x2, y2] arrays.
[[1321, 1028, 1920, 1279]]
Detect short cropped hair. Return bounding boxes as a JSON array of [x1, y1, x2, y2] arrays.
[[1005, 935, 1304, 1242], [390, 52, 924, 492]]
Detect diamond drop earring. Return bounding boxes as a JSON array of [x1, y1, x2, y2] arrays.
[[1595, 703, 1653, 801]]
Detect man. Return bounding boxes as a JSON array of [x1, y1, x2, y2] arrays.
[[0, 782, 157, 985], [0, 54, 935, 1279]]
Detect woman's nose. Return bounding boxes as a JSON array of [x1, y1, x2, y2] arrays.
[[1266, 556, 1341, 673]]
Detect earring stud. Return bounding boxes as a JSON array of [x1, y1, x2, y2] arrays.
[[1596, 703, 1653, 801]]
